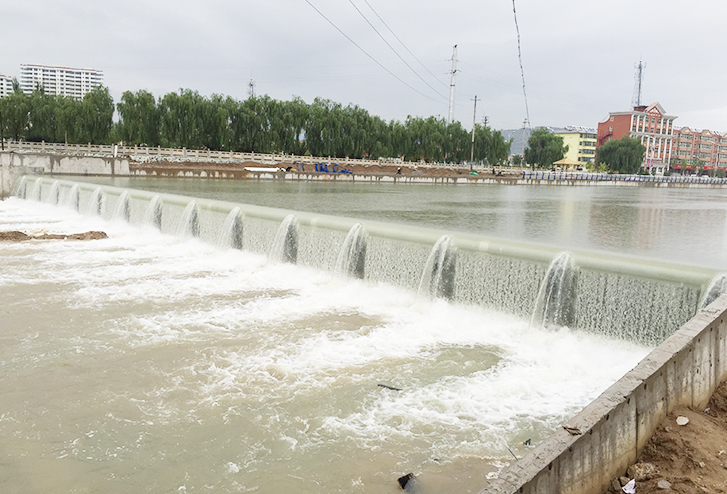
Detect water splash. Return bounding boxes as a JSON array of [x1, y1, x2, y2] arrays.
[[176, 200, 200, 238], [63, 183, 80, 211], [218, 207, 244, 249], [418, 236, 457, 300], [46, 180, 60, 205], [111, 191, 131, 223], [269, 214, 299, 263], [29, 179, 42, 202], [13, 176, 28, 199], [143, 195, 163, 230], [335, 223, 368, 279], [701, 273, 727, 310], [86, 187, 105, 216], [531, 253, 579, 329]]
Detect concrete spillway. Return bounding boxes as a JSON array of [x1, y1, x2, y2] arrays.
[[15, 176, 723, 345]]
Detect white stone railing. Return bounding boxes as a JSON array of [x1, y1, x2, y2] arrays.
[[0, 140, 471, 170]]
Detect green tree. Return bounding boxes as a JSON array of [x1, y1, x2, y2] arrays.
[[473, 125, 511, 165], [523, 128, 568, 169], [55, 95, 82, 143], [0, 91, 29, 141], [26, 88, 59, 142], [686, 158, 706, 175], [80, 86, 114, 144], [596, 136, 646, 174], [116, 90, 161, 146]]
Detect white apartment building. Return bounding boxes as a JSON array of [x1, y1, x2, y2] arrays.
[[0, 74, 13, 98], [19, 64, 104, 100]]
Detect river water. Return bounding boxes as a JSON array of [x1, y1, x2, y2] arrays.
[[78, 177, 727, 269], [2, 178, 724, 493]]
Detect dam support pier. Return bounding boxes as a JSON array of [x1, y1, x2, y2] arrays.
[[482, 294, 727, 494]]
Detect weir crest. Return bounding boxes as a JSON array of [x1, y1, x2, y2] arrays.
[[15, 176, 720, 346]]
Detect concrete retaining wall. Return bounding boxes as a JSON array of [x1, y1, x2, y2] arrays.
[[481, 293, 727, 494], [0, 152, 130, 198]]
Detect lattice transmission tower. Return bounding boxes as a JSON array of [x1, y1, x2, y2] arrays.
[[631, 60, 646, 108]]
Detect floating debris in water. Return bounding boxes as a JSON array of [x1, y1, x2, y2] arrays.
[[397, 473, 416, 491], [378, 384, 402, 391]]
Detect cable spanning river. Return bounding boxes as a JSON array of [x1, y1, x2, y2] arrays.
[[3, 178, 726, 493]]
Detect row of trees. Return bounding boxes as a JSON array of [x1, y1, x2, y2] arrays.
[[0, 87, 512, 164], [117, 90, 512, 163], [0, 86, 114, 144]]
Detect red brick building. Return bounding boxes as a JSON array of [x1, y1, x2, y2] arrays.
[[597, 102, 677, 172], [670, 127, 727, 173]]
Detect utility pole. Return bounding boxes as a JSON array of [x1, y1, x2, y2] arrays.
[[448, 45, 458, 124], [470, 95, 478, 170], [522, 118, 529, 168]]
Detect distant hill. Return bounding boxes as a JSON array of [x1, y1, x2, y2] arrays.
[[499, 128, 532, 157]]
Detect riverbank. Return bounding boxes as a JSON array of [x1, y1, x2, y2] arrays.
[[603, 379, 727, 494], [128, 157, 512, 179], [128, 158, 727, 188]]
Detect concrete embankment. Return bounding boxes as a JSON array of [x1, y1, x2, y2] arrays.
[[481, 294, 727, 494], [3, 151, 727, 196], [0, 152, 130, 198], [130, 160, 727, 188]]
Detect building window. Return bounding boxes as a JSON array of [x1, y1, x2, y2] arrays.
[[609, 126, 613, 132]]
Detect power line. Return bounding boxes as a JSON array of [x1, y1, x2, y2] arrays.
[[347, 0, 448, 101], [361, 0, 449, 90], [512, 0, 530, 128], [303, 0, 444, 104]]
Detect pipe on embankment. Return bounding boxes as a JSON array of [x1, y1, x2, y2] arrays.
[[481, 293, 727, 494]]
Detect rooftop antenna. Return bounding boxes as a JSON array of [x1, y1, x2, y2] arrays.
[[631, 60, 645, 108], [448, 45, 458, 123], [248, 78, 256, 98]]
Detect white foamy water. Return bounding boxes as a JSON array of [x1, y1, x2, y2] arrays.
[[0, 197, 651, 493]]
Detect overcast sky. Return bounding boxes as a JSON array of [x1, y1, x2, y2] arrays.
[[4, 0, 727, 131]]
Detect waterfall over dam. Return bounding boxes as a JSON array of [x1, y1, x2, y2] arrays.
[[15, 176, 723, 345]]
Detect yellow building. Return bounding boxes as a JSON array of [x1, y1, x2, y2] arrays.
[[553, 127, 597, 167]]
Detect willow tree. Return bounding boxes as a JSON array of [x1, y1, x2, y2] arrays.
[[524, 128, 568, 169], [596, 136, 646, 174], [116, 90, 161, 146], [79, 86, 114, 144]]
